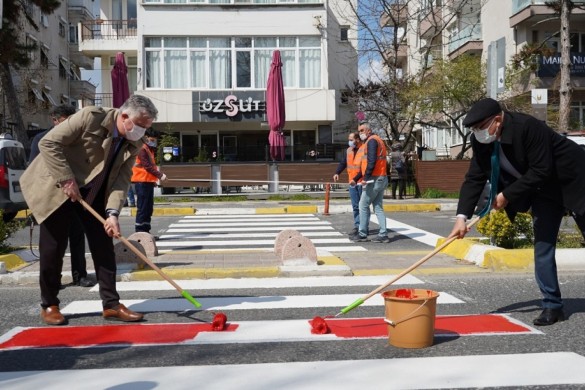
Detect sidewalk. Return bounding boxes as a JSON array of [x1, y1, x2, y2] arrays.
[[1, 197, 584, 285]]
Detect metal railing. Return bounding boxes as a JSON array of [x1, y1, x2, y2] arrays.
[[512, 0, 585, 14], [80, 19, 138, 41], [448, 24, 482, 54]]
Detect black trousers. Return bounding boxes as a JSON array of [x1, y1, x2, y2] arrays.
[[68, 211, 87, 282], [39, 192, 120, 310]]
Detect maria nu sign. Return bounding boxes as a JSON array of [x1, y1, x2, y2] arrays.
[[537, 53, 585, 78]]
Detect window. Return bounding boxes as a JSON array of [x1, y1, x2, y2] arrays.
[[59, 21, 66, 38], [340, 90, 349, 105], [26, 34, 37, 62], [340, 26, 349, 42], [69, 25, 78, 44], [40, 13, 49, 28], [40, 45, 49, 68], [29, 86, 45, 104], [59, 56, 72, 79], [145, 36, 322, 90], [42, 87, 57, 108]]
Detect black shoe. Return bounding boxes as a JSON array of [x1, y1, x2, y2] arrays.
[[533, 308, 565, 326], [371, 235, 390, 243], [350, 234, 369, 242], [76, 277, 96, 288], [349, 227, 358, 236]]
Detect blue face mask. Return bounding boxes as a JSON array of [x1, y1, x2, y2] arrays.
[[348, 140, 355, 148], [147, 140, 157, 148]]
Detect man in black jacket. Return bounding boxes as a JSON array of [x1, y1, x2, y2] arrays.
[[449, 98, 585, 326]]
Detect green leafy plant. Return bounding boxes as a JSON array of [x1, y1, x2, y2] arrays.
[[0, 213, 25, 254], [420, 188, 459, 199], [477, 210, 533, 248]]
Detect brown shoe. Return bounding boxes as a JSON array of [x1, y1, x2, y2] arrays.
[[41, 306, 66, 326], [103, 304, 144, 322]]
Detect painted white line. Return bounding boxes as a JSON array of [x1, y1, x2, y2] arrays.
[[157, 245, 367, 253], [178, 217, 320, 223], [368, 216, 443, 247], [159, 232, 344, 240], [155, 238, 353, 247], [165, 226, 335, 233], [2, 352, 584, 389], [169, 221, 331, 227], [109, 275, 425, 291], [61, 292, 463, 314], [185, 214, 316, 219]]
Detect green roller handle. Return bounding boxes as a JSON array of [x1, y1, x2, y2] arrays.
[[182, 290, 202, 308], [335, 298, 364, 317]]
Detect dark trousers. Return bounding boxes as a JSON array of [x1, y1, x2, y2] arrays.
[[391, 178, 406, 199], [68, 212, 87, 282], [39, 194, 120, 309], [135, 182, 155, 233], [532, 197, 565, 310]]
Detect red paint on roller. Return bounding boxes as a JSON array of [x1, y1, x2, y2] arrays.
[[212, 313, 227, 331], [310, 316, 330, 334]]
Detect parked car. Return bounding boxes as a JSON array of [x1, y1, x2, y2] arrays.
[[564, 132, 585, 148], [0, 134, 28, 222]]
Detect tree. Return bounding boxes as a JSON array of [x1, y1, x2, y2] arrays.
[[0, 0, 61, 146]]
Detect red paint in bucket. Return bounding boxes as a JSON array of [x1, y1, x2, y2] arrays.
[[211, 313, 227, 331]]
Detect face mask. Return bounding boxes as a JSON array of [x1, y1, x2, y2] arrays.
[[147, 140, 157, 148], [125, 118, 147, 141], [348, 140, 355, 148], [473, 118, 497, 144], [359, 133, 367, 141]]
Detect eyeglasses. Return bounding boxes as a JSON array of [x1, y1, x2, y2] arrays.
[[469, 116, 496, 132]]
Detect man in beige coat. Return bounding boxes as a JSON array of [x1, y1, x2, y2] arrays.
[[21, 94, 158, 325]]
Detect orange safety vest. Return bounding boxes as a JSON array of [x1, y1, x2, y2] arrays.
[[346, 146, 362, 183], [360, 134, 387, 177], [131, 146, 158, 183]]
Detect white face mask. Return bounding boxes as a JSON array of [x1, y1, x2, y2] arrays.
[[473, 118, 497, 144], [359, 133, 367, 141], [348, 140, 355, 148], [125, 118, 147, 141]]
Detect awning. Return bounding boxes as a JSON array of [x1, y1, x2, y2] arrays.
[[42, 89, 57, 106], [30, 87, 45, 102]]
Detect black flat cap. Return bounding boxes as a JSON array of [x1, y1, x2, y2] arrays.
[[462, 98, 502, 127]]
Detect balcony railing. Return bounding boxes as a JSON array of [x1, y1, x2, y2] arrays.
[[80, 19, 137, 41], [91, 93, 113, 108], [448, 24, 482, 54], [513, 0, 585, 14]]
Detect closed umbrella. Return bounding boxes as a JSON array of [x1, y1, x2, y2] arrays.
[[266, 50, 286, 161], [111, 52, 130, 108]]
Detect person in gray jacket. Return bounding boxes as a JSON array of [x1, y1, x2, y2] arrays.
[[21, 95, 158, 326]]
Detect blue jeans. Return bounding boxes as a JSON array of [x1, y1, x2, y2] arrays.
[[127, 184, 136, 206], [358, 175, 388, 237], [349, 184, 364, 228], [135, 182, 155, 233], [532, 196, 565, 309]]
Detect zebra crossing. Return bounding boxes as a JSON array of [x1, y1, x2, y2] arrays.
[[155, 213, 368, 253], [3, 275, 585, 389]]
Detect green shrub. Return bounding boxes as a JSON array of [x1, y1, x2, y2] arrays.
[[477, 209, 533, 248], [420, 188, 459, 199], [0, 213, 25, 254]]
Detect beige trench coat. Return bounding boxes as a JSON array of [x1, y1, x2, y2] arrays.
[[21, 106, 142, 224]]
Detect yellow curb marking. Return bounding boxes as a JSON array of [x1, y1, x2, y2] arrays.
[[152, 208, 195, 216], [256, 207, 287, 214], [318, 255, 346, 266], [353, 266, 486, 276], [285, 205, 318, 214], [383, 204, 441, 212], [131, 267, 280, 280], [0, 254, 27, 271], [483, 249, 534, 270]]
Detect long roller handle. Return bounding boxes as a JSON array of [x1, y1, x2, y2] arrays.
[[336, 216, 481, 316], [79, 199, 202, 308]]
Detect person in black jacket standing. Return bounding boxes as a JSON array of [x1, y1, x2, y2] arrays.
[[448, 98, 585, 326]]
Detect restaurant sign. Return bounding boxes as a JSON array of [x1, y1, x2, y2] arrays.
[[192, 91, 266, 122], [537, 53, 585, 78]]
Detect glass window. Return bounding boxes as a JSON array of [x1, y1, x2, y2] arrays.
[[256, 37, 277, 48], [236, 51, 251, 88], [299, 36, 320, 47], [165, 49, 188, 88], [190, 51, 207, 88], [189, 37, 206, 48], [209, 37, 231, 48], [279, 37, 296, 47], [146, 50, 161, 88], [145, 37, 162, 48], [210, 50, 231, 89], [281, 49, 296, 88], [254, 50, 272, 88], [166, 37, 187, 48], [235, 37, 252, 48], [299, 49, 320, 88]]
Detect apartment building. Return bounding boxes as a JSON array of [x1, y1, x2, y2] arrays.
[[79, 0, 358, 163], [0, 0, 96, 139], [390, 0, 585, 159]]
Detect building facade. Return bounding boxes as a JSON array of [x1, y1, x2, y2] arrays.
[[79, 0, 359, 163], [393, 0, 585, 159]]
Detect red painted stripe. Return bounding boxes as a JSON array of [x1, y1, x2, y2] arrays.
[[0, 323, 238, 349], [321, 314, 532, 338]]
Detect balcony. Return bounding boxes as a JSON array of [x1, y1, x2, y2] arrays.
[[448, 24, 482, 59], [419, 7, 442, 38], [510, 0, 585, 27], [78, 20, 138, 56], [91, 93, 113, 108], [384, 43, 408, 68], [70, 80, 97, 102], [380, 2, 408, 27]]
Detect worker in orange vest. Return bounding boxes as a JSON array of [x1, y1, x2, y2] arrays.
[[131, 128, 167, 233], [333, 132, 370, 236], [350, 122, 389, 243]]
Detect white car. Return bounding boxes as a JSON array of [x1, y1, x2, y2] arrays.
[[0, 134, 28, 222], [564, 132, 585, 148]]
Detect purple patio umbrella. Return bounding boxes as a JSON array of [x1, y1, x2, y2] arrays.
[[111, 52, 130, 108], [266, 50, 286, 161]]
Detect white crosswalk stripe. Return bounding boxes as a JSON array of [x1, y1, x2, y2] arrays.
[[158, 213, 367, 252]]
